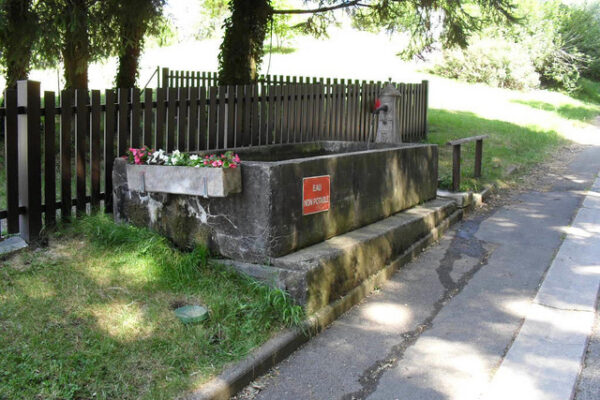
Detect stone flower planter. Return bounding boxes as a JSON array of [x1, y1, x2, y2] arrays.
[[125, 164, 242, 197]]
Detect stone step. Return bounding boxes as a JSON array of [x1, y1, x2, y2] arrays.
[[221, 198, 459, 314]]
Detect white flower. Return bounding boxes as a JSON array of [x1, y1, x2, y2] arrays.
[[190, 155, 199, 161]]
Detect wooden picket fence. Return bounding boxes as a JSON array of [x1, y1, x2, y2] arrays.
[[0, 78, 428, 241]]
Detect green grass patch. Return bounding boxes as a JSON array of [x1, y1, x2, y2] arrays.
[[0, 214, 303, 399], [428, 109, 568, 191]]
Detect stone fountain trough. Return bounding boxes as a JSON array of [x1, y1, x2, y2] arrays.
[[113, 140, 453, 312]]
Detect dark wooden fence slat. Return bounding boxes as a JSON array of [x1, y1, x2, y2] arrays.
[[43, 91, 56, 226], [188, 87, 199, 151], [218, 86, 226, 149], [294, 84, 302, 142], [234, 85, 242, 147], [260, 84, 268, 145], [5, 89, 19, 233], [227, 85, 235, 148], [269, 85, 278, 144], [178, 87, 189, 150], [198, 87, 207, 150], [117, 89, 128, 157], [423, 80, 429, 139], [131, 88, 141, 148], [282, 85, 289, 143], [251, 85, 259, 146], [166, 87, 177, 151], [104, 90, 115, 213], [75, 89, 88, 215], [242, 85, 251, 147], [155, 88, 165, 150], [60, 90, 73, 221], [208, 86, 218, 149], [89, 90, 101, 212], [143, 88, 153, 147]]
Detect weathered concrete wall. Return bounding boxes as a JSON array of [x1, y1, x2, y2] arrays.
[[113, 141, 438, 263]]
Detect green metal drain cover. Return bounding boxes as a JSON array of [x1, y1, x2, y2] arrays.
[[174, 305, 209, 324]]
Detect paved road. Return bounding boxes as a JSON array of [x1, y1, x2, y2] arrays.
[[236, 145, 600, 400]]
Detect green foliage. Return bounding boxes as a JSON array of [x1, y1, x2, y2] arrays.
[[432, 0, 600, 92], [0, 0, 37, 87], [432, 38, 540, 90]]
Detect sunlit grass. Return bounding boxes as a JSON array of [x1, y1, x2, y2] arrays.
[[426, 76, 600, 191], [0, 214, 303, 399]]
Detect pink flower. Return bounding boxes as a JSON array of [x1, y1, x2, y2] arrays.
[[234, 154, 241, 163], [230, 164, 237, 169]]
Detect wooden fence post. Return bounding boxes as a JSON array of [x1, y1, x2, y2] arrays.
[[161, 67, 169, 89], [17, 80, 42, 242]]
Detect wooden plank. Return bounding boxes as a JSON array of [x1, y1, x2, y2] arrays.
[[188, 87, 199, 151], [339, 83, 346, 141], [242, 85, 251, 146], [358, 83, 367, 141], [234, 85, 242, 147], [60, 90, 73, 221], [130, 87, 141, 148], [43, 91, 56, 226], [161, 67, 169, 89], [208, 86, 218, 149], [270, 85, 279, 144], [218, 85, 226, 148], [282, 85, 289, 143], [166, 87, 177, 151], [293, 84, 302, 142], [446, 135, 489, 146], [198, 87, 207, 150], [17, 80, 42, 241], [324, 79, 331, 139], [154, 88, 165, 149], [251, 85, 259, 145], [90, 90, 101, 212], [260, 84, 268, 145], [227, 85, 235, 148], [347, 83, 355, 140], [185, 71, 190, 87], [117, 88, 128, 156], [104, 89, 115, 213], [75, 89, 87, 215], [178, 87, 189, 150], [143, 88, 153, 147], [353, 82, 360, 140], [5, 88, 19, 233], [305, 84, 312, 141]]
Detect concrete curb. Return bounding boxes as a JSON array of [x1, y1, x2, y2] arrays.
[[438, 184, 495, 213], [185, 209, 463, 400], [0, 236, 28, 258]]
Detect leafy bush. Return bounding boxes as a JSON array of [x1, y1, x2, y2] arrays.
[[432, 0, 600, 92], [432, 38, 540, 90]]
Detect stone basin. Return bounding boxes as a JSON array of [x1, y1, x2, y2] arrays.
[[113, 140, 438, 263]]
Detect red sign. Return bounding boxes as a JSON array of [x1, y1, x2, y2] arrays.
[[303, 176, 331, 215]]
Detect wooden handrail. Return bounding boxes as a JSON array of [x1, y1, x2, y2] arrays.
[[446, 135, 488, 192]]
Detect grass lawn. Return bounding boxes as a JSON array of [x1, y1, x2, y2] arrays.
[[0, 214, 303, 399], [427, 78, 600, 191]]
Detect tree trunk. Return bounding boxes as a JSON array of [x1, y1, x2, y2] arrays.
[[62, 0, 89, 89], [115, 21, 144, 88], [218, 0, 272, 85], [1, 0, 34, 88]]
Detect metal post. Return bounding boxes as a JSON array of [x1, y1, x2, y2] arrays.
[[17, 80, 42, 242]]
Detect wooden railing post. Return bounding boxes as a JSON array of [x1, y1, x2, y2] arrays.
[[452, 144, 461, 192], [17, 80, 42, 242], [475, 139, 483, 178], [4, 88, 19, 234]]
